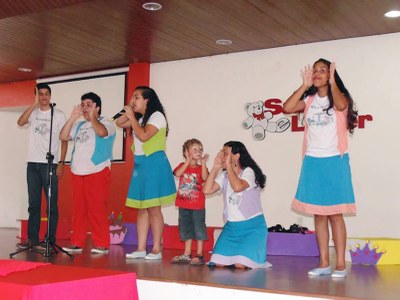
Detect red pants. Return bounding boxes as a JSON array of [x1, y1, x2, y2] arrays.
[[71, 167, 111, 248]]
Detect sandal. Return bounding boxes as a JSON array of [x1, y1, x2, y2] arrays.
[[171, 254, 191, 264], [190, 254, 204, 266]]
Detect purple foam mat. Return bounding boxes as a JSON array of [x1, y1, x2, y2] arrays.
[[110, 223, 153, 245], [267, 232, 319, 256]]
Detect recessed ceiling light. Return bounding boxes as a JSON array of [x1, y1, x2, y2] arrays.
[[17, 67, 32, 72], [216, 39, 233, 45], [384, 10, 400, 18], [142, 2, 162, 11]]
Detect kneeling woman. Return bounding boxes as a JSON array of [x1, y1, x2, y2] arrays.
[[203, 141, 272, 269]]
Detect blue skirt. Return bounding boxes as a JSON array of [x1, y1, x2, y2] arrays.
[[293, 154, 356, 215], [126, 151, 176, 209], [209, 214, 272, 269]]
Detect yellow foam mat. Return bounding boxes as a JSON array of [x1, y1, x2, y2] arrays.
[[346, 238, 400, 265]]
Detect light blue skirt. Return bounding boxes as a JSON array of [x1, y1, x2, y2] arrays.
[[293, 154, 356, 215], [126, 151, 176, 209], [209, 214, 272, 269]]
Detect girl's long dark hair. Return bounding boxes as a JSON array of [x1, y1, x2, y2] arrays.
[[224, 141, 266, 189], [301, 58, 358, 133], [134, 86, 169, 136]]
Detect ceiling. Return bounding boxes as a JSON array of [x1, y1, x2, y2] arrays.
[[0, 0, 399, 84]]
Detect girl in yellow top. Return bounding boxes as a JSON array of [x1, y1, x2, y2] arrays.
[[116, 86, 176, 260]]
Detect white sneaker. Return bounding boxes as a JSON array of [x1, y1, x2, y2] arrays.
[[126, 250, 146, 259], [145, 252, 162, 260], [91, 247, 109, 254], [62, 245, 83, 253]]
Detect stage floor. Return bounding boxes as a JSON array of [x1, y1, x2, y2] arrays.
[[1, 228, 399, 299]]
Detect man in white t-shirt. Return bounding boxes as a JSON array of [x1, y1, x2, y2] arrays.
[[17, 83, 68, 249], [60, 92, 115, 255]]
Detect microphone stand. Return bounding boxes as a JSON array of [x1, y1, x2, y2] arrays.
[[10, 103, 73, 260], [42, 103, 74, 259]]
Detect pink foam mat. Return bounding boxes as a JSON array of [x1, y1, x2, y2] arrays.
[[0, 262, 138, 300], [0, 259, 49, 276]]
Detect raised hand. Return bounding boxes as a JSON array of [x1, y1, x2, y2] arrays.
[[34, 87, 39, 106], [122, 104, 134, 120], [184, 149, 192, 163], [224, 147, 233, 166], [89, 104, 100, 121], [213, 151, 223, 169], [91, 104, 100, 120], [329, 62, 336, 85], [301, 65, 313, 88], [201, 153, 209, 164], [70, 104, 82, 121]]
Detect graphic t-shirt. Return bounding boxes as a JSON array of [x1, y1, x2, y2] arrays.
[[174, 162, 206, 210], [305, 94, 339, 157], [70, 118, 116, 175], [26, 108, 66, 163], [215, 167, 263, 222]]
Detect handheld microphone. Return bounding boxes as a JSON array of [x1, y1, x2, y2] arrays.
[[111, 109, 125, 121], [50, 103, 56, 108]]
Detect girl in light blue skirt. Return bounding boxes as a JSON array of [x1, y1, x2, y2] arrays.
[[203, 141, 272, 269], [284, 59, 358, 278], [116, 86, 176, 260]]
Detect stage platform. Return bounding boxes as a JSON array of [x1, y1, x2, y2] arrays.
[[1, 227, 400, 300]]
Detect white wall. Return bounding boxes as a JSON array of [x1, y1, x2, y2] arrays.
[[1, 33, 400, 238], [151, 33, 400, 238], [0, 110, 30, 227]]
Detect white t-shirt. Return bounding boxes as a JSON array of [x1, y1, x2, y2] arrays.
[[215, 167, 261, 222], [305, 94, 339, 157], [133, 111, 167, 155], [26, 108, 67, 163], [70, 118, 116, 175]]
